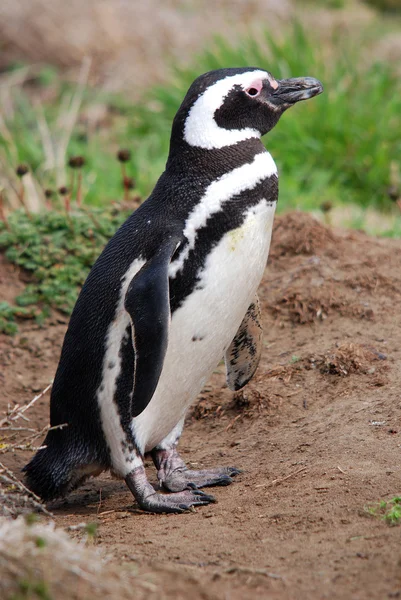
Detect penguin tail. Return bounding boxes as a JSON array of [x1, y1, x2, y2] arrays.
[[23, 432, 105, 502], [22, 443, 75, 501]]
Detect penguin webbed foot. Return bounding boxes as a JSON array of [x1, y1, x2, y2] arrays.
[[125, 465, 215, 514], [162, 466, 241, 493], [151, 447, 241, 492]]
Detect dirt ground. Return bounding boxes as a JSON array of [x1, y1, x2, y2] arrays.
[[1, 211, 401, 599]]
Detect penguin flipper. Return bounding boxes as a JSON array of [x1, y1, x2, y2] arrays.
[[124, 235, 181, 418], [225, 294, 263, 391]]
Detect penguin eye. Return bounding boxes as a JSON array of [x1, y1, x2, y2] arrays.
[[246, 87, 260, 97], [244, 81, 263, 98]]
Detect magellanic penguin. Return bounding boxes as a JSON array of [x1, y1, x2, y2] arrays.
[[24, 68, 323, 513]]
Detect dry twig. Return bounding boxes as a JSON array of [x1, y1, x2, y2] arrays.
[[0, 461, 53, 517], [225, 565, 283, 580], [0, 382, 52, 427], [56, 57, 91, 186], [255, 466, 307, 488]]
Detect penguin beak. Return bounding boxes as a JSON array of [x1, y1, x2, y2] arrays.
[[271, 77, 323, 106]]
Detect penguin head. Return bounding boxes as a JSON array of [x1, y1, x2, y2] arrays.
[[172, 67, 323, 151]]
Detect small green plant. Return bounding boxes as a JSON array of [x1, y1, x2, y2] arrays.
[[24, 513, 40, 526], [365, 496, 401, 525], [35, 537, 47, 549], [14, 577, 52, 600], [85, 522, 98, 541], [0, 206, 131, 333], [0, 302, 39, 334]]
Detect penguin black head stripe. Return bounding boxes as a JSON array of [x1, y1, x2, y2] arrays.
[[24, 67, 323, 513]]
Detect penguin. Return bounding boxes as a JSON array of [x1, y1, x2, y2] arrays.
[[23, 67, 323, 513]]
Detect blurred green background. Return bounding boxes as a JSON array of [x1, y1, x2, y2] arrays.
[[0, 0, 401, 331], [1, 0, 401, 231]]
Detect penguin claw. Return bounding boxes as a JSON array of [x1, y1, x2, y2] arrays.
[[177, 491, 217, 512], [227, 467, 242, 476], [192, 489, 216, 500]]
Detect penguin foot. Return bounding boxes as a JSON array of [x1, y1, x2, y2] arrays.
[[162, 466, 241, 493], [151, 446, 241, 492], [125, 465, 215, 514]]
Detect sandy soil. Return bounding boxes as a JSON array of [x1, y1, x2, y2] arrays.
[[1, 212, 401, 599]]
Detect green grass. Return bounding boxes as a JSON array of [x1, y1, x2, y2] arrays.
[[366, 496, 401, 525], [0, 22, 400, 333], [131, 25, 401, 213], [0, 23, 400, 221], [1, 22, 400, 333], [0, 67, 139, 207]]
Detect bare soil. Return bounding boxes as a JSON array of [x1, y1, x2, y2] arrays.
[[1, 212, 401, 599]]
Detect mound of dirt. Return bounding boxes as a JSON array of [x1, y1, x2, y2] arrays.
[[271, 211, 339, 258], [1, 211, 401, 600], [264, 213, 400, 330], [314, 342, 387, 377]]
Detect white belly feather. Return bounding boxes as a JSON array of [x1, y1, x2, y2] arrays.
[[98, 148, 277, 475], [132, 199, 276, 453]]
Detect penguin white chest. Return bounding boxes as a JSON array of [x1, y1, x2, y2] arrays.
[[132, 199, 276, 453]]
